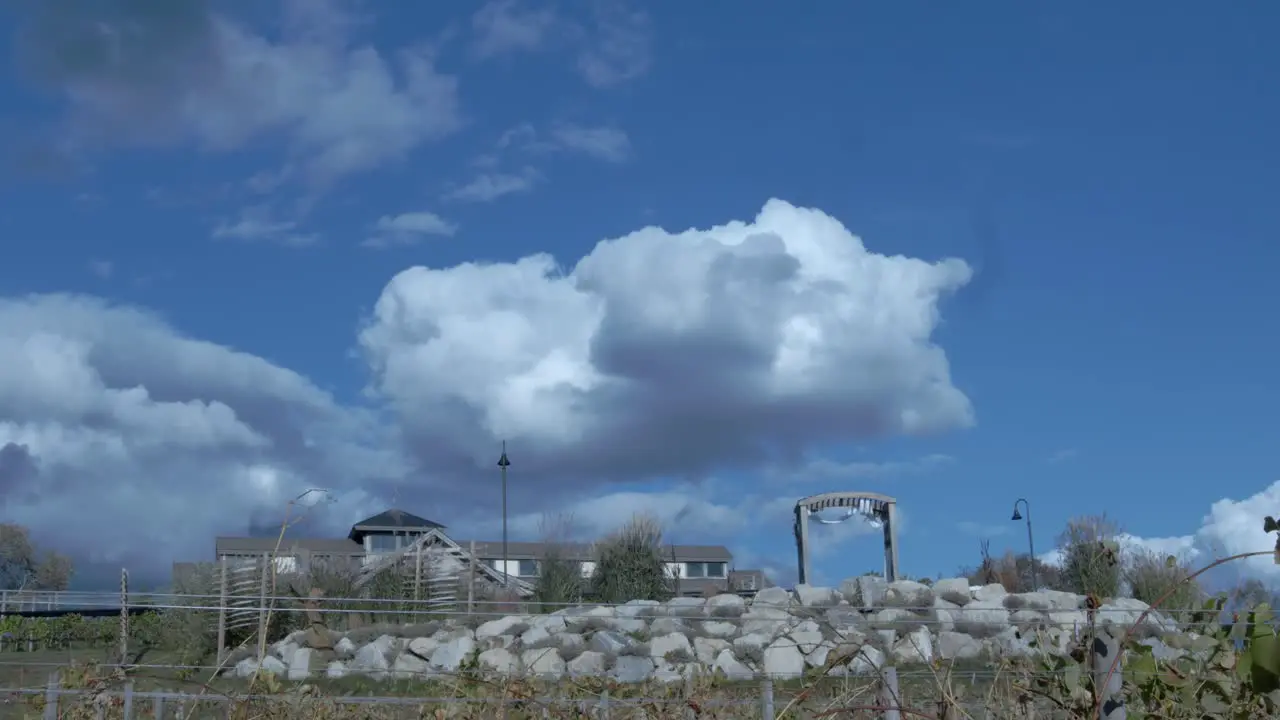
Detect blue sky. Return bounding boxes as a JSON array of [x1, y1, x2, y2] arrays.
[[0, 1, 1277, 590]]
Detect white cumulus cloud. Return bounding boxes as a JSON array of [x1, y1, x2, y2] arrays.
[[0, 295, 401, 587], [359, 198, 975, 484]]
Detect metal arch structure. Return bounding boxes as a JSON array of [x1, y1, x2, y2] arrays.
[[794, 491, 900, 585]]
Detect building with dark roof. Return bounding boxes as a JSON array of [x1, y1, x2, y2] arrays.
[[206, 508, 771, 597]]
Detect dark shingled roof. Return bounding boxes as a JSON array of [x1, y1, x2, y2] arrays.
[[347, 509, 445, 540]]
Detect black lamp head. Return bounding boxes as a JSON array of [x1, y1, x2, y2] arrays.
[[1011, 508, 1023, 521]]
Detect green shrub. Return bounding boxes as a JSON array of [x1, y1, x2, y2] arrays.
[[532, 544, 583, 612], [1126, 549, 1203, 610], [1057, 514, 1123, 599], [586, 513, 675, 604]]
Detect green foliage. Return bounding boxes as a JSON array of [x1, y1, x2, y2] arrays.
[[586, 513, 675, 604], [531, 545, 583, 612], [0, 523, 74, 590], [1126, 549, 1204, 610], [1057, 513, 1123, 599]]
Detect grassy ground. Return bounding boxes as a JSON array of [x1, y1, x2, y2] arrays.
[[0, 644, 1029, 719]]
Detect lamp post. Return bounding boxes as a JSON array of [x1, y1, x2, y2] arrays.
[[497, 441, 511, 587], [1010, 498, 1038, 591]]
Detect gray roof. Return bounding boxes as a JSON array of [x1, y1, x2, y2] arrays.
[[351, 509, 445, 532], [215, 536, 362, 556], [455, 540, 732, 563]]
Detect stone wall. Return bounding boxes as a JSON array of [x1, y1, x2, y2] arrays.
[[231, 577, 1190, 683]]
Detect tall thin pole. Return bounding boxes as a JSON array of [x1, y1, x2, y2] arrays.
[[1013, 498, 1038, 591], [498, 440, 511, 587]]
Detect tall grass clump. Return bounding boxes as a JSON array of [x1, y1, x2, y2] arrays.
[[1126, 548, 1204, 610], [1057, 513, 1123, 599], [587, 513, 675, 604], [531, 513, 584, 612], [532, 544, 584, 612]]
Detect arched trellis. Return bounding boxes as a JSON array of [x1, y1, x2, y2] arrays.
[[794, 491, 899, 584]]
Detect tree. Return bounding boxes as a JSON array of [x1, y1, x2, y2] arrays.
[[1056, 514, 1122, 598], [961, 540, 1065, 593], [0, 523, 73, 590], [586, 513, 675, 603]]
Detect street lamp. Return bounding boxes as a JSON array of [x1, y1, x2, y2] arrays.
[[497, 441, 511, 587], [1011, 498, 1038, 591]]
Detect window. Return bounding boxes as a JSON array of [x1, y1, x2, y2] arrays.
[[517, 559, 539, 577], [368, 534, 397, 552], [685, 562, 726, 578]]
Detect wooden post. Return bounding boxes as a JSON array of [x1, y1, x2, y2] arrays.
[[216, 554, 229, 665], [683, 671, 696, 720], [122, 682, 134, 719], [256, 552, 270, 660], [878, 666, 901, 720], [414, 545, 423, 602], [43, 672, 59, 720], [153, 696, 164, 719], [1092, 627, 1126, 720], [119, 569, 129, 665], [467, 540, 476, 614]]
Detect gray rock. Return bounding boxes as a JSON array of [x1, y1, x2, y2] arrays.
[[706, 593, 747, 617], [334, 636, 356, 659], [855, 576, 887, 609], [973, 584, 1007, 602], [664, 596, 706, 617], [693, 637, 730, 665], [883, 580, 935, 609], [428, 636, 477, 672], [589, 630, 632, 656], [260, 655, 287, 676], [287, 648, 316, 680], [233, 657, 258, 678], [612, 655, 654, 682], [846, 644, 885, 675], [650, 631, 694, 661], [752, 586, 793, 609], [350, 642, 390, 677], [713, 648, 754, 680], [699, 620, 738, 638], [649, 617, 687, 636], [763, 637, 806, 679], [953, 598, 1010, 638], [521, 647, 566, 677], [795, 584, 840, 608], [567, 650, 608, 675], [391, 649, 430, 678], [478, 648, 518, 673], [891, 626, 933, 665], [933, 578, 972, 606], [937, 631, 984, 660], [476, 615, 527, 641]]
